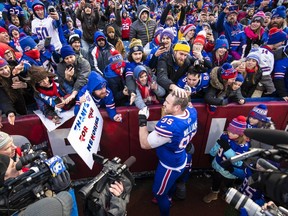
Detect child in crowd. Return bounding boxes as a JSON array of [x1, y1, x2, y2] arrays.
[[8, 25, 22, 53], [27, 66, 74, 124], [133, 65, 165, 110], [125, 38, 149, 105], [203, 115, 250, 203]]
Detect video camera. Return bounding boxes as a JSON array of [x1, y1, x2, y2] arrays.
[[224, 128, 288, 214], [79, 154, 136, 200], [0, 152, 74, 215]]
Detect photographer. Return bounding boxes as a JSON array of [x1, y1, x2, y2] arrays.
[[0, 154, 73, 216], [85, 177, 133, 216]]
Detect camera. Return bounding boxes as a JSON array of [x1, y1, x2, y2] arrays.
[[0, 153, 74, 215], [79, 154, 136, 199], [226, 188, 288, 216], [66, 64, 74, 70]]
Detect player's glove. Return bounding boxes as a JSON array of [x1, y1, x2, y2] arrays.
[[51, 170, 71, 193], [217, 137, 230, 151], [138, 107, 149, 127]]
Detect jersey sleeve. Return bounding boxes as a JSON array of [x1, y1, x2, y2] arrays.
[[155, 117, 174, 138]]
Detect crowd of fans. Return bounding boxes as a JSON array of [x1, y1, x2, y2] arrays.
[[0, 0, 287, 126]]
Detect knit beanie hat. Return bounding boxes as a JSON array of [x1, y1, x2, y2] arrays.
[[0, 154, 10, 186], [265, 12, 272, 18], [215, 35, 229, 50], [193, 31, 206, 46], [107, 26, 115, 34], [154, 27, 164, 37], [66, 17, 73, 23], [109, 50, 126, 75], [246, 52, 260, 65], [174, 38, 190, 53], [60, 45, 75, 59], [0, 58, 8, 68], [19, 35, 37, 52], [249, 104, 268, 122], [251, 11, 265, 25], [227, 115, 247, 135], [267, 27, 287, 45], [0, 132, 12, 149], [129, 38, 143, 53], [182, 24, 196, 36], [8, 24, 19, 36], [68, 34, 81, 45], [235, 73, 244, 83], [0, 27, 8, 34], [221, 63, 238, 80], [160, 27, 175, 41], [272, 5, 286, 19]]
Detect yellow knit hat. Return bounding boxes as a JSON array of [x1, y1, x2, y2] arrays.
[[129, 38, 144, 53], [173, 38, 190, 53]]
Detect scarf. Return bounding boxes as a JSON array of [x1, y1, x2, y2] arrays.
[[136, 76, 159, 105], [244, 26, 264, 40], [246, 67, 258, 73], [25, 49, 40, 60], [36, 79, 60, 97]]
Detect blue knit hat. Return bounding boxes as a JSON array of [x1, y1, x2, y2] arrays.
[[246, 52, 260, 65], [249, 104, 268, 122], [19, 35, 37, 52], [8, 24, 19, 36], [227, 115, 247, 135], [160, 27, 175, 41], [267, 27, 287, 45], [215, 35, 229, 50], [109, 13, 115, 19], [60, 45, 75, 59], [221, 63, 237, 80], [272, 5, 286, 19], [235, 73, 244, 83], [154, 27, 164, 37]]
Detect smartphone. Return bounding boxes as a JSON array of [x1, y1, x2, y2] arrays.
[[44, 36, 51, 47], [159, 42, 165, 48], [66, 64, 74, 70], [54, 97, 62, 104], [48, 7, 56, 13], [12, 76, 19, 83]]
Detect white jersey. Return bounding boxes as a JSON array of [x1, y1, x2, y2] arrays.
[[32, 16, 62, 51], [251, 47, 274, 76]]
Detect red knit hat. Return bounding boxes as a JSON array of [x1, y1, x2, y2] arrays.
[[227, 115, 247, 135], [0, 27, 8, 34], [221, 63, 238, 80], [182, 24, 196, 36], [193, 34, 206, 46]]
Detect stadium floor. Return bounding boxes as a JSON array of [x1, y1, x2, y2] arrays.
[[75, 172, 229, 216]]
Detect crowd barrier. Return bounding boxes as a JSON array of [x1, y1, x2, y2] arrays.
[[1, 101, 288, 180]]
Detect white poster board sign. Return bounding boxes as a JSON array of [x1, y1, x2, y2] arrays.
[[67, 91, 103, 169]]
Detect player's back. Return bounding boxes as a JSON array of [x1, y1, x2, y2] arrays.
[[155, 106, 197, 169]]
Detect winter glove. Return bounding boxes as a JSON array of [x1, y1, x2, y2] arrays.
[[138, 107, 149, 127], [51, 170, 71, 193], [217, 137, 230, 151]]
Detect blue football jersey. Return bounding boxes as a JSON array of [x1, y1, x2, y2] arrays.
[[155, 106, 197, 169]]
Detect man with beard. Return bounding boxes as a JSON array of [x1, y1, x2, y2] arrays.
[[268, 6, 288, 33], [74, 71, 122, 122], [216, 5, 243, 45], [138, 90, 197, 216], [68, 34, 88, 59], [157, 38, 192, 97]]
